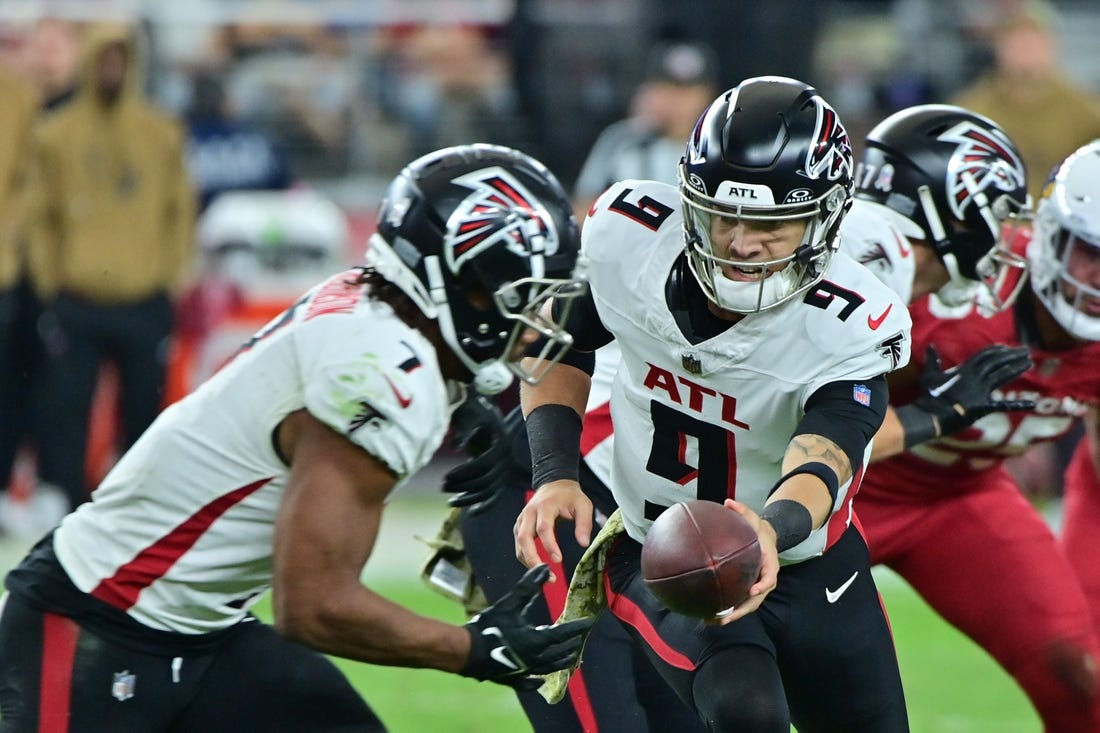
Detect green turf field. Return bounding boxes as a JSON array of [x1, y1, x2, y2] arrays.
[[251, 498, 1042, 733]]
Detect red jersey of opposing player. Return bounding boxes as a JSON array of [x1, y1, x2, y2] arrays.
[[858, 237, 1100, 731], [873, 290, 1100, 496]]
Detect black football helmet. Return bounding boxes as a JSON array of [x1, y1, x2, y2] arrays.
[[679, 76, 854, 313], [856, 104, 1031, 312], [368, 144, 584, 394], [1028, 140, 1100, 341]]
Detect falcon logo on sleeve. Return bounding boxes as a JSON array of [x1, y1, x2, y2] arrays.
[[876, 332, 905, 370], [348, 400, 385, 434]]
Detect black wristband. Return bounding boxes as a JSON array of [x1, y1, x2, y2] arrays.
[[526, 404, 583, 489], [895, 404, 940, 449], [770, 461, 841, 503], [759, 499, 814, 553]]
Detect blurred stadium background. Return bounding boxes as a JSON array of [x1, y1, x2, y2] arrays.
[[3, 0, 1098, 730]]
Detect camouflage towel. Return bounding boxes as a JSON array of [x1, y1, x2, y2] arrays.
[[418, 507, 490, 617], [538, 508, 625, 703]]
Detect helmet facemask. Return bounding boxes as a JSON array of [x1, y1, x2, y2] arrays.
[[1029, 147, 1100, 342], [681, 169, 848, 313], [918, 173, 1031, 314], [368, 144, 584, 395]]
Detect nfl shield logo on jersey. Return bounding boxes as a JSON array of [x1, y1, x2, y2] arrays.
[[111, 670, 136, 701], [852, 384, 872, 407], [681, 353, 703, 375]]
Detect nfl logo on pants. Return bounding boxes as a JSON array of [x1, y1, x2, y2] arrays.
[[112, 670, 136, 701]]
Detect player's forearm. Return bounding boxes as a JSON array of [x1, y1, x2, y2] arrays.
[[775, 434, 852, 530], [869, 406, 909, 462], [519, 357, 591, 418], [273, 582, 471, 673]]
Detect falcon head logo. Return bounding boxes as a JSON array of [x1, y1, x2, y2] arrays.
[[938, 121, 1026, 221], [444, 168, 559, 273], [348, 400, 385, 434], [876, 332, 906, 370], [803, 99, 853, 183]]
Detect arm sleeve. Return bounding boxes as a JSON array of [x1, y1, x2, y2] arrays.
[[794, 375, 889, 471], [552, 287, 614, 352]]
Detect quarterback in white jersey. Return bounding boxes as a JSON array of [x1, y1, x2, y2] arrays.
[[515, 77, 912, 733], [584, 179, 910, 558], [0, 145, 593, 732]]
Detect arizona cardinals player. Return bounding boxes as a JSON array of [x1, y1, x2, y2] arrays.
[[514, 76, 912, 732], [860, 141, 1100, 731], [0, 144, 593, 731]]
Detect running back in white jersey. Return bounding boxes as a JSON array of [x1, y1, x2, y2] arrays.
[[52, 269, 461, 634], [839, 199, 917, 304], [582, 180, 911, 563]]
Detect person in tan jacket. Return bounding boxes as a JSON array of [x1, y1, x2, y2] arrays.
[[951, 0, 1100, 201], [0, 64, 41, 503], [30, 23, 196, 511]]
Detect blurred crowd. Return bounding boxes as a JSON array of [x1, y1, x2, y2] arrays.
[[1, 0, 1100, 534]]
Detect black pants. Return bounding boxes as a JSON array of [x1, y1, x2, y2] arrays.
[[36, 292, 175, 510], [460, 464, 704, 733], [605, 525, 910, 733], [0, 279, 43, 488], [0, 592, 384, 733]]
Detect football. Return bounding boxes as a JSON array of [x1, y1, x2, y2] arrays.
[[640, 499, 762, 618]]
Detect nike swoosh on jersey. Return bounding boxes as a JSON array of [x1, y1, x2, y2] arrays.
[[893, 230, 911, 258], [825, 571, 859, 603], [867, 303, 893, 330], [383, 374, 412, 408]]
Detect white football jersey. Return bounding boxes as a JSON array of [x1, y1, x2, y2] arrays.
[[582, 181, 911, 563], [838, 199, 917, 304], [52, 270, 461, 633]]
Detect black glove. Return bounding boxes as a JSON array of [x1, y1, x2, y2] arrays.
[[442, 395, 514, 514], [909, 344, 1035, 438], [461, 564, 595, 690]]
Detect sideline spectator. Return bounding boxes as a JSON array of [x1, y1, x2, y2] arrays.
[[29, 23, 196, 512], [571, 41, 717, 218], [951, 0, 1100, 199], [0, 61, 42, 531], [184, 72, 291, 212]]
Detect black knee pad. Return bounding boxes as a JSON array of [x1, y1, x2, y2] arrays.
[[692, 645, 788, 733]]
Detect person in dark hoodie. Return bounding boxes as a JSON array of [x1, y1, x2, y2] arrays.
[[28, 23, 197, 512]]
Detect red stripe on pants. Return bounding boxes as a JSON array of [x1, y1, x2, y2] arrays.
[[528, 489, 599, 732], [605, 572, 695, 671], [39, 612, 79, 733]]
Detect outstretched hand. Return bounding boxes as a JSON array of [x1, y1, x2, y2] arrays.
[[913, 344, 1035, 437], [461, 564, 595, 689]]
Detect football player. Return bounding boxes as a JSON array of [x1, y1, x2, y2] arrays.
[[515, 76, 912, 732], [859, 140, 1100, 731], [445, 103, 1040, 732], [0, 144, 594, 731]]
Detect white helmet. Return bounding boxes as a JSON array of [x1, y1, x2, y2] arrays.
[[1028, 140, 1100, 341]]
